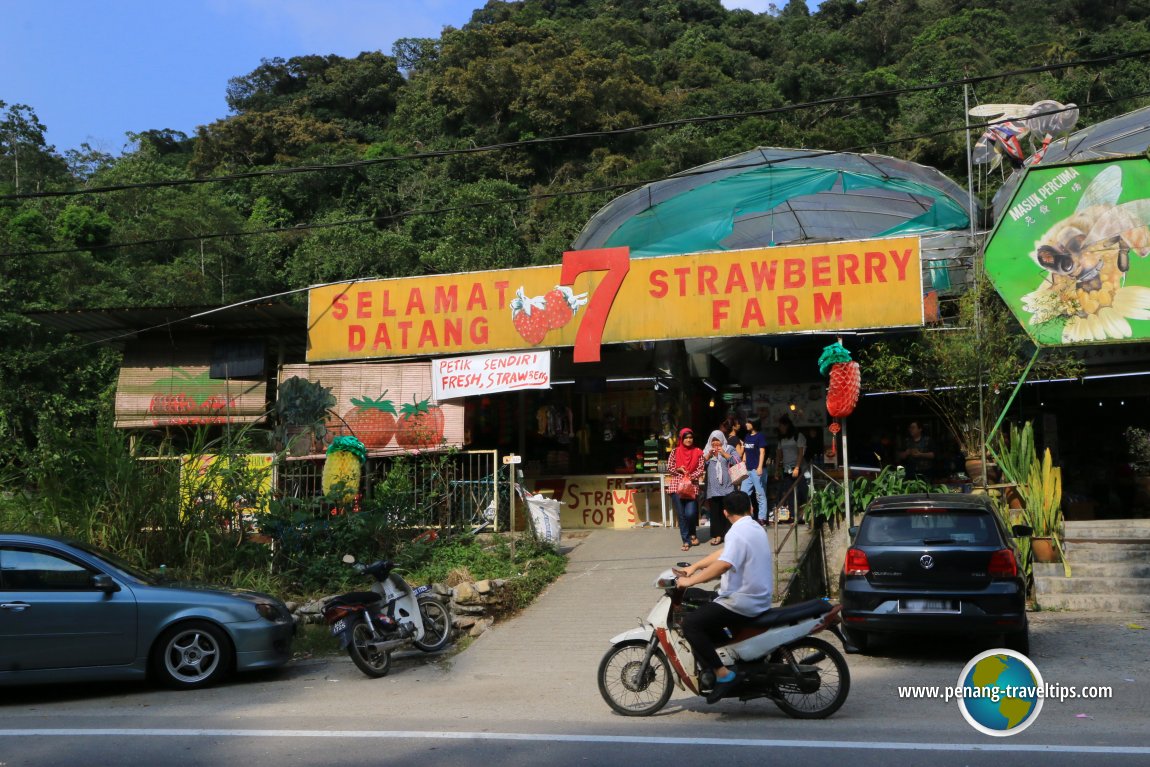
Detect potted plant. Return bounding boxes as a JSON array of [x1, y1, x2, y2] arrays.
[[274, 376, 336, 457], [992, 421, 1035, 509], [1021, 447, 1063, 563], [861, 285, 1081, 483]]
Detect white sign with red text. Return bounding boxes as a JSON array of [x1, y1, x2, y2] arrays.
[[432, 351, 552, 400]]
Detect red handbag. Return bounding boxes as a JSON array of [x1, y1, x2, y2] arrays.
[[675, 477, 699, 500]]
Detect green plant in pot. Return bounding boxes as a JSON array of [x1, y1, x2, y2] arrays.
[[275, 376, 336, 456], [991, 421, 1035, 510], [1021, 448, 1064, 565]]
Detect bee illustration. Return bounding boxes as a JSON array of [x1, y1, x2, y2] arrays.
[[1032, 166, 1150, 291]]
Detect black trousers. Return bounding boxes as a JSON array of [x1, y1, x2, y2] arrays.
[[707, 495, 730, 540], [680, 600, 752, 672]]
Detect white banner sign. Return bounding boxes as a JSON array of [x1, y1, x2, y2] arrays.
[[432, 351, 552, 400]]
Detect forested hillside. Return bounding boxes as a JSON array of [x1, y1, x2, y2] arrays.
[[2, 0, 1149, 470]]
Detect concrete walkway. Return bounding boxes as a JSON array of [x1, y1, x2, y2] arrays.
[[417, 522, 814, 719]]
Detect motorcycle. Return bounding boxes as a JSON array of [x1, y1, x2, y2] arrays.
[[322, 555, 453, 678], [597, 565, 850, 718]]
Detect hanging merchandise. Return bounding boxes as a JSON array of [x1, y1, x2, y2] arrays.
[[819, 341, 861, 418], [322, 435, 367, 504]]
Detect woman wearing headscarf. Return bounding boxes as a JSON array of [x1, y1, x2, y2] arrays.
[[703, 428, 740, 545], [667, 427, 705, 551]]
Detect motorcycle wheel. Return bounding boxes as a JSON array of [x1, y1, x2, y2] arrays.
[[348, 621, 392, 678], [413, 597, 452, 652], [770, 636, 851, 719], [597, 641, 674, 717]]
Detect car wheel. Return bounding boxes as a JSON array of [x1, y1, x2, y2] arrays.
[[151, 620, 233, 690], [841, 626, 870, 654]]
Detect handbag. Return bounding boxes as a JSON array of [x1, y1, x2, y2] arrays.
[[669, 474, 699, 499], [729, 460, 749, 484]]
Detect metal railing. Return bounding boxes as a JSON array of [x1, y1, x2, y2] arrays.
[[277, 449, 500, 531]]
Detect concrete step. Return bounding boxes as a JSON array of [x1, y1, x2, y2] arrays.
[[1033, 592, 1150, 612], [1065, 519, 1150, 541], [1034, 561, 1150, 579], [1064, 541, 1150, 562], [1034, 576, 1150, 595]]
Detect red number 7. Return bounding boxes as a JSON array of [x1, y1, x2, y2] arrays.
[[560, 247, 630, 363]]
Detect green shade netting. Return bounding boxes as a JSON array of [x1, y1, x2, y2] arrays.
[[603, 166, 970, 257]]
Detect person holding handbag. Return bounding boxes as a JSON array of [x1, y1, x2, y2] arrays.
[[703, 429, 740, 545], [667, 428, 705, 551]]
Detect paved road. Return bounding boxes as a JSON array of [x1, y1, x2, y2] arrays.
[[3, 526, 1149, 766]]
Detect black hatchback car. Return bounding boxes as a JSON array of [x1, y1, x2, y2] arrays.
[[840, 493, 1031, 654]]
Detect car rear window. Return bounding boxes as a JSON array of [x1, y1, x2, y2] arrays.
[[857, 509, 998, 546]]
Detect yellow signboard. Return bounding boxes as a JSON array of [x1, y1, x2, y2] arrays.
[[527, 475, 643, 529], [179, 454, 275, 524], [308, 238, 922, 363]]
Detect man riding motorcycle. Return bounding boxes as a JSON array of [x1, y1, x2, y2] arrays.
[[674, 490, 774, 703]]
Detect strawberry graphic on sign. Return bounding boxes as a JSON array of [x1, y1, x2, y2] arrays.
[[510, 285, 588, 345], [540, 285, 587, 329], [339, 391, 398, 449], [396, 396, 445, 449]]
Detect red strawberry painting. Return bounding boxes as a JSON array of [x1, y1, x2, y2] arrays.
[[510, 287, 548, 345], [539, 285, 588, 330], [396, 396, 445, 449], [340, 392, 398, 449]]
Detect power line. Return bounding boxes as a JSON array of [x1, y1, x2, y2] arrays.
[[4, 48, 1149, 203], [5, 88, 1144, 260]]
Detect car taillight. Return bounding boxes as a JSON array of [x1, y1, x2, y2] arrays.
[[845, 548, 870, 576], [988, 549, 1018, 577]]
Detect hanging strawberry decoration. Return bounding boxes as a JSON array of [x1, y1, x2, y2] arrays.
[[819, 341, 861, 419]]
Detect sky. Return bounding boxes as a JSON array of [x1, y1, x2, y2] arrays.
[[1, 1, 777, 157]]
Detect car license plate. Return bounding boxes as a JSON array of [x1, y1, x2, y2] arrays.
[[899, 599, 959, 613], [330, 618, 347, 635]]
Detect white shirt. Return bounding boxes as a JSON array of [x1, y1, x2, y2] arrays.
[[716, 516, 774, 617]]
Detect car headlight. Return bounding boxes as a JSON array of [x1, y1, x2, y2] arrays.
[[255, 601, 285, 622]]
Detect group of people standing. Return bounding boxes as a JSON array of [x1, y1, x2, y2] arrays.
[[666, 414, 809, 552]]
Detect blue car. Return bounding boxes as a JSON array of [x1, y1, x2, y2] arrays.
[[0, 534, 294, 690]]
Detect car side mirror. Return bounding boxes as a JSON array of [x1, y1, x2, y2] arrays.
[[1011, 524, 1033, 538], [848, 525, 859, 540], [91, 574, 120, 593]]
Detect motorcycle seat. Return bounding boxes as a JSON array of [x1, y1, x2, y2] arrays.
[[745, 599, 831, 630], [324, 591, 383, 610]]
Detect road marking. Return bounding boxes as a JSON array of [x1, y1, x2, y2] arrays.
[[0, 730, 1147, 754]]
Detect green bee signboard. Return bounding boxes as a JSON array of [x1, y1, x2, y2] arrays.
[[984, 156, 1150, 346]]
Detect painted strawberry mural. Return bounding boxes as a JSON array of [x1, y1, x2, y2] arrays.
[[339, 392, 399, 449], [396, 396, 445, 450], [539, 285, 587, 329], [510, 287, 548, 344], [510, 285, 588, 344]]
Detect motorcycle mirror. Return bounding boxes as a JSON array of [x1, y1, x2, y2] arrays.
[[342, 554, 356, 564]]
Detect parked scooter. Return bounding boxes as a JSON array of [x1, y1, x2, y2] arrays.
[[597, 565, 850, 717], [322, 555, 452, 677]]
